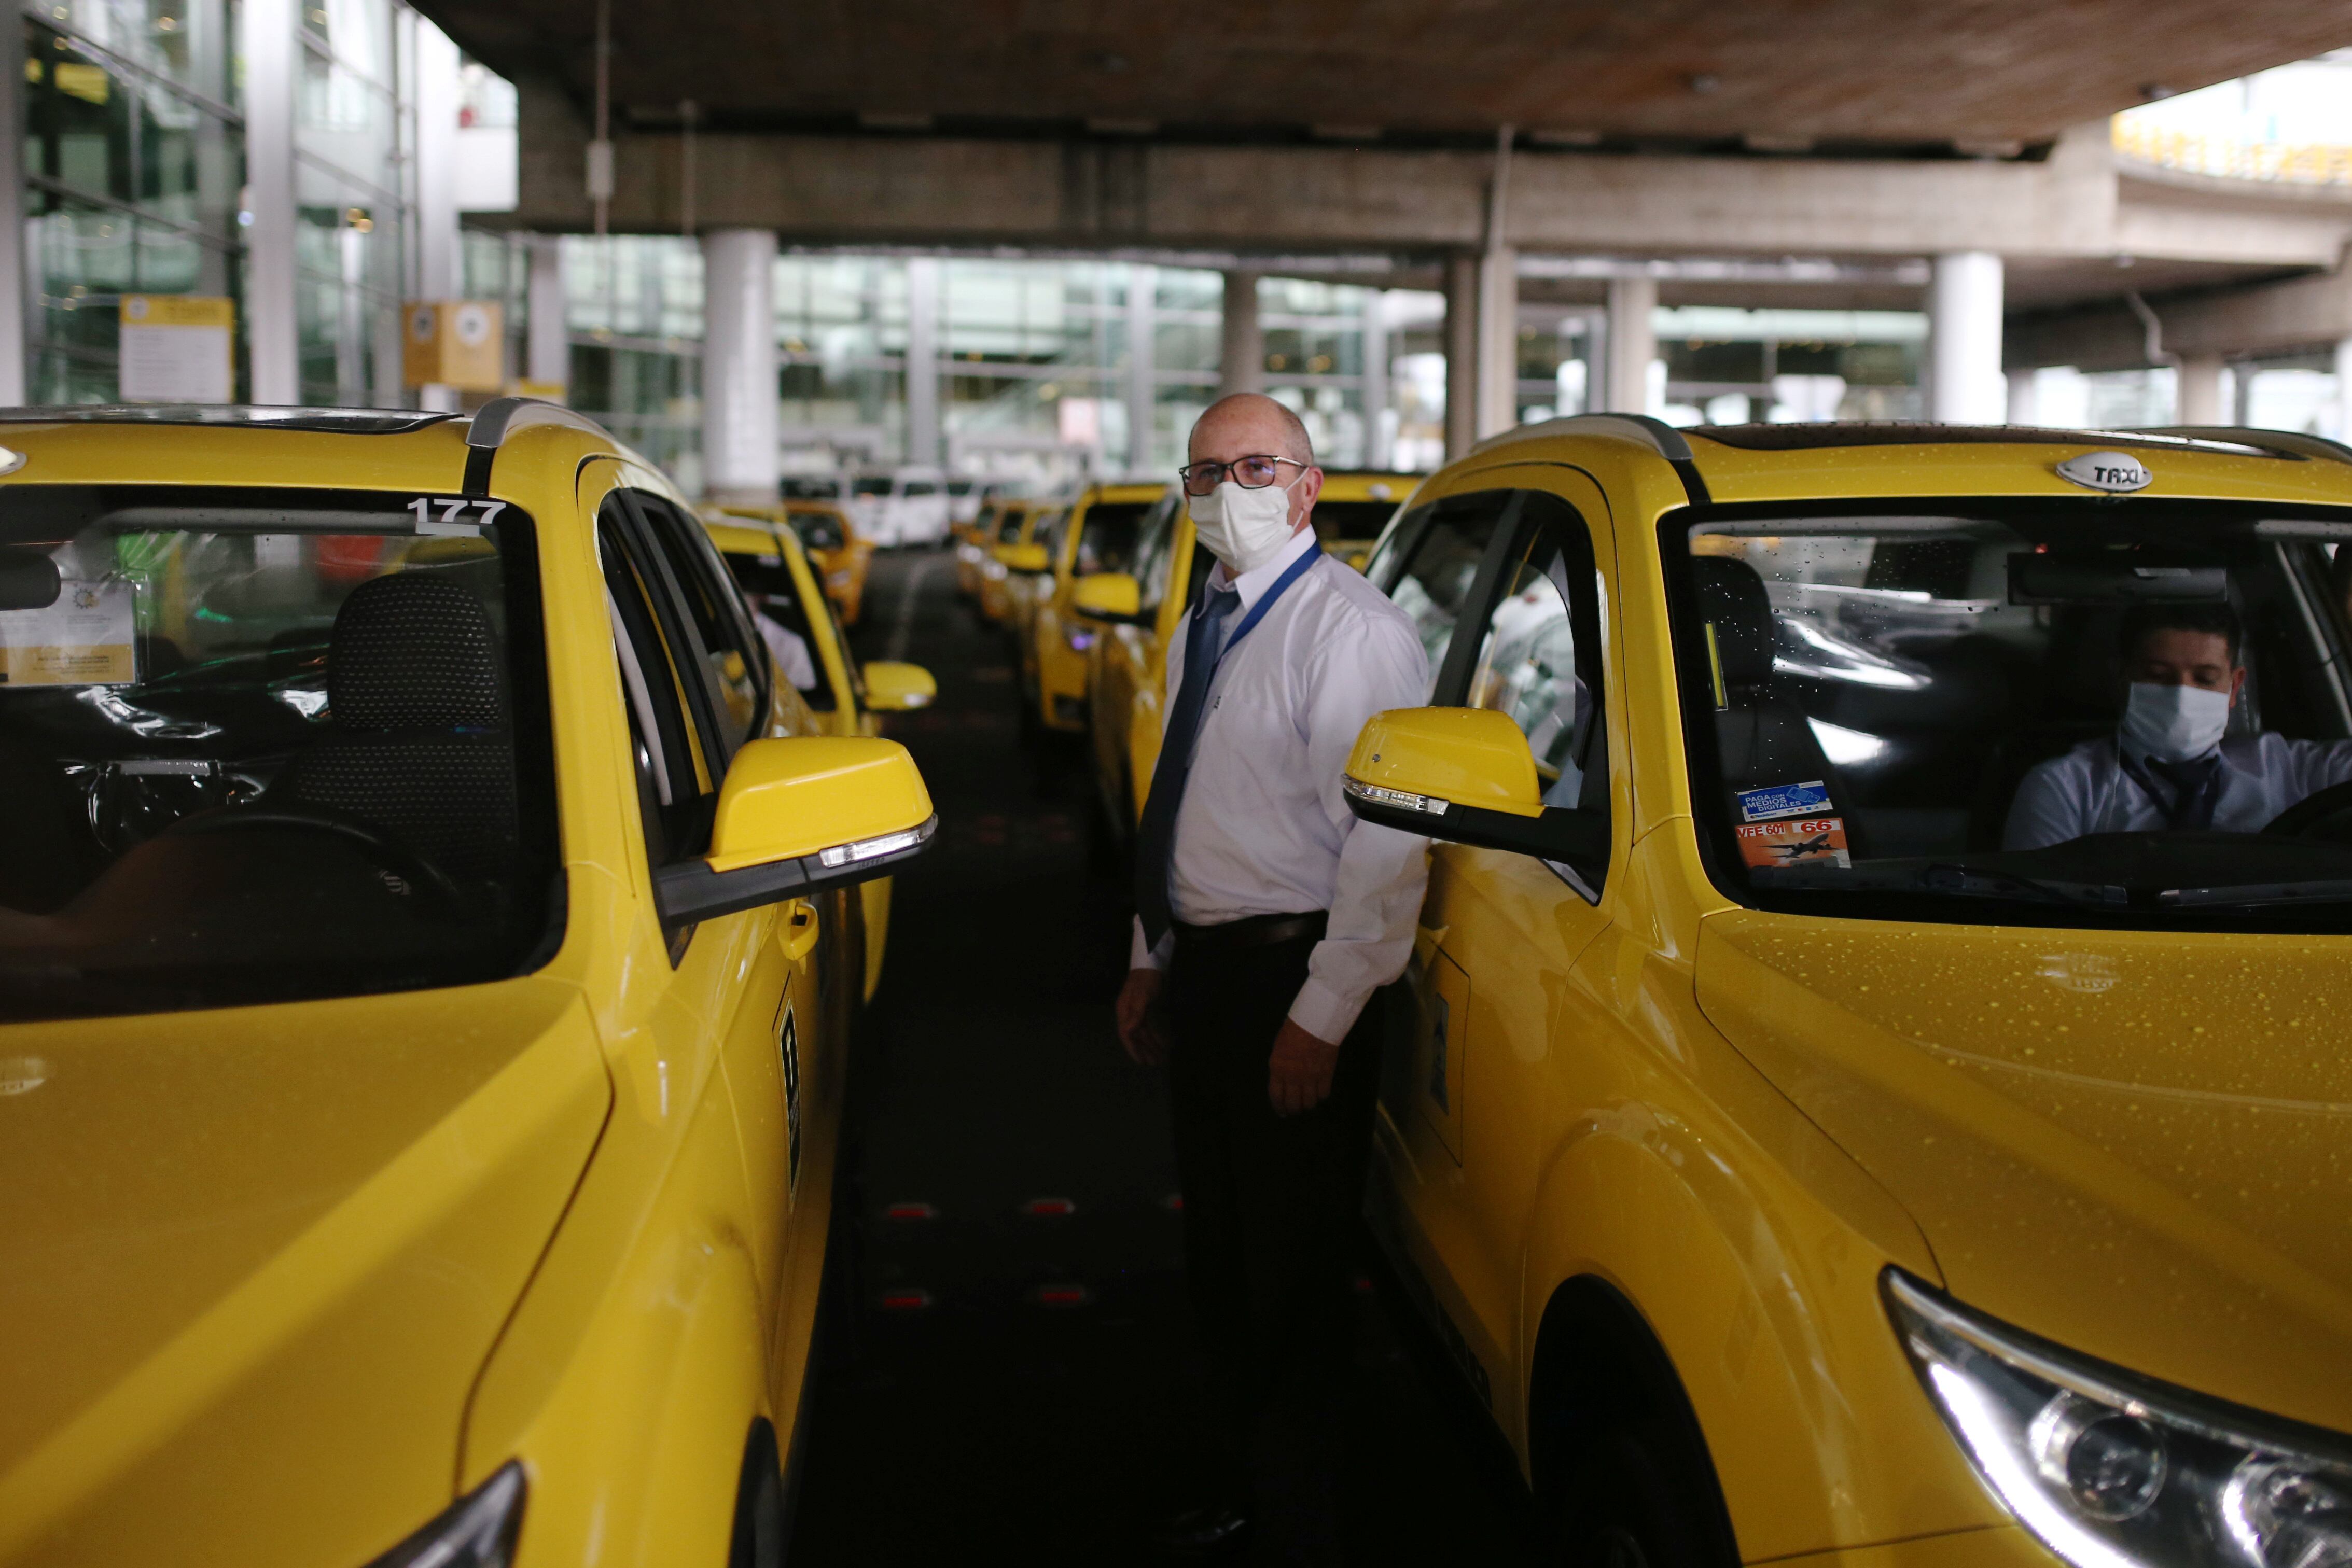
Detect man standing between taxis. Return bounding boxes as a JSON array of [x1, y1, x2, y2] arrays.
[[1116, 393, 1429, 1560]]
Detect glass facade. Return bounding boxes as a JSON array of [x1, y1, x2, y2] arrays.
[[24, 0, 243, 401], [292, 0, 403, 406]]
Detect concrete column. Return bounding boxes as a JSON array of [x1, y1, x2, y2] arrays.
[[1360, 290, 1390, 469], [2235, 360, 2258, 427], [701, 229, 780, 503], [525, 235, 569, 392], [2336, 340, 2352, 443], [0, 10, 25, 404], [411, 17, 463, 412], [1218, 271, 1263, 399], [904, 256, 940, 468], [2177, 352, 2226, 425], [1442, 252, 1479, 459], [413, 21, 462, 300], [188, 0, 233, 298], [241, 0, 298, 404], [1928, 251, 2006, 424], [1125, 262, 1155, 474], [1476, 245, 1518, 440], [1603, 275, 1657, 415]]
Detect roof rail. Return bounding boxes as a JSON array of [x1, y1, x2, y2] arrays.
[[1467, 413, 1711, 505], [2121, 425, 2352, 468], [462, 397, 614, 495]]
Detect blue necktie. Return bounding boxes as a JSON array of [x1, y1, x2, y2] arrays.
[[1135, 584, 1240, 948]]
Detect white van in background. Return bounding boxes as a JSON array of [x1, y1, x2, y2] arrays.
[[847, 467, 952, 547]]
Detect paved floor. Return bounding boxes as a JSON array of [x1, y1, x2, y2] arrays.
[[785, 550, 1538, 1565]]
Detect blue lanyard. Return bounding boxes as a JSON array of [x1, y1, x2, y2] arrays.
[[1196, 541, 1321, 669]]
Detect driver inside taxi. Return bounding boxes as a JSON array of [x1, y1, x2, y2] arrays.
[[2004, 601, 2352, 849]]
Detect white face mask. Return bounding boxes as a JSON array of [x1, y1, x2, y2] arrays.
[[2120, 680, 2230, 763], [1187, 477, 1299, 576]]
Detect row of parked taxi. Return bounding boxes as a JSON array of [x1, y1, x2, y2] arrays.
[[12, 403, 2352, 1568], [954, 422, 2352, 1568]]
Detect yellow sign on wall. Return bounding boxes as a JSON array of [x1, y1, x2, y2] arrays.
[[402, 301, 505, 391]]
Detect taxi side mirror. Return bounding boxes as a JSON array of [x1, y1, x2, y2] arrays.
[[862, 660, 936, 711], [655, 736, 936, 923], [996, 542, 1051, 574], [1341, 707, 1606, 866], [1070, 571, 1143, 622]]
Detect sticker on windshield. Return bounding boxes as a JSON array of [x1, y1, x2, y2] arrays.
[[1736, 816, 1851, 870], [1735, 780, 1831, 822]]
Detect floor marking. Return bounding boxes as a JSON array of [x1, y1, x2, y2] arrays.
[[885, 554, 940, 665], [1023, 1197, 1077, 1217], [879, 1287, 935, 1311]]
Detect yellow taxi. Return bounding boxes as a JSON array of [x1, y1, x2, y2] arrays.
[[783, 499, 873, 628], [0, 401, 935, 1567], [1305, 468, 1417, 569], [1077, 479, 1413, 835], [980, 498, 1065, 627], [706, 507, 937, 1001], [956, 496, 1032, 601], [1336, 413, 2352, 1567], [1014, 481, 1167, 733]]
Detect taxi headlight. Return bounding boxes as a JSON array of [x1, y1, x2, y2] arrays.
[[1887, 1270, 2352, 1568], [365, 1462, 524, 1567]]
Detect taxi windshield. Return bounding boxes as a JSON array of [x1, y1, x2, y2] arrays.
[[0, 485, 559, 1020], [1671, 500, 2352, 929]]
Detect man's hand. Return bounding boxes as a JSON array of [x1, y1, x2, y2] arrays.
[[1117, 967, 1170, 1066], [1268, 1019, 1340, 1115]]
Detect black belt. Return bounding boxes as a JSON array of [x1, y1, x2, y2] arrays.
[[1171, 910, 1328, 951]]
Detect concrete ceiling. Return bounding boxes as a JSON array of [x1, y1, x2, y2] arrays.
[[420, 0, 2352, 150]]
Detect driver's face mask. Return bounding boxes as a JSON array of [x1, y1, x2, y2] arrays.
[[2120, 680, 2230, 763]]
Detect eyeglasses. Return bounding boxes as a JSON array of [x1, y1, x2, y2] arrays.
[[1177, 455, 1309, 497]]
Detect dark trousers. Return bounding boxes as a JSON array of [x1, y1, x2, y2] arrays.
[[1165, 921, 1386, 1562]]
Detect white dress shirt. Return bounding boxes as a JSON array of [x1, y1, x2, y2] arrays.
[[2005, 730, 2352, 849], [1130, 524, 1431, 1042]]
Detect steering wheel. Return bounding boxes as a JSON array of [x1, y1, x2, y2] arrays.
[[2262, 779, 2352, 839], [166, 805, 469, 909]]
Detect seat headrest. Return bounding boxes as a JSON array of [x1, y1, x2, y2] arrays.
[[328, 571, 506, 730], [1692, 555, 1775, 688]]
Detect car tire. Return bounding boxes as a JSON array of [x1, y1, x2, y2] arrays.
[[728, 1420, 786, 1568], [1552, 1414, 1731, 1568]]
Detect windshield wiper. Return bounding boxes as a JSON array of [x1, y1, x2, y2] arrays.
[[1757, 861, 2128, 906], [2158, 879, 2352, 909]]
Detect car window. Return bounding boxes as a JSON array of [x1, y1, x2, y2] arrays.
[[713, 534, 837, 713], [1671, 500, 2352, 930], [1131, 492, 1181, 610], [1460, 501, 1611, 852], [0, 485, 561, 1021], [788, 508, 845, 551], [1388, 493, 1514, 700], [1074, 500, 1151, 577], [1311, 498, 1400, 545], [1027, 508, 1067, 551], [603, 516, 713, 860], [627, 493, 766, 752]]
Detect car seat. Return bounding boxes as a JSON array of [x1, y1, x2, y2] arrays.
[[1693, 555, 1869, 857], [270, 571, 518, 887]]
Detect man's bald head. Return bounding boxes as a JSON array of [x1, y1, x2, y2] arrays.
[[1188, 393, 1316, 468]]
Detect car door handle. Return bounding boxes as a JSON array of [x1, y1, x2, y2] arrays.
[[780, 900, 820, 961]]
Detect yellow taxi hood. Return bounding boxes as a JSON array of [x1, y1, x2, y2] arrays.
[[1695, 911, 2352, 1433], [0, 977, 609, 1563]]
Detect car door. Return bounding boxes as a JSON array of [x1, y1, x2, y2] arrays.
[[1123, 511, 1213, 822], [597, 480, 829, 1406], [1366, 466, 1623, 1399]]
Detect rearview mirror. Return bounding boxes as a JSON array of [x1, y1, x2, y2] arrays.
[[1341, 707, 1606, 866], [0, 547, 62, 611], [862, 660, 936, 711], [1070, 571, 1142, 621], [655, 736, 936, 923], [996, 542, 1051, 574]]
